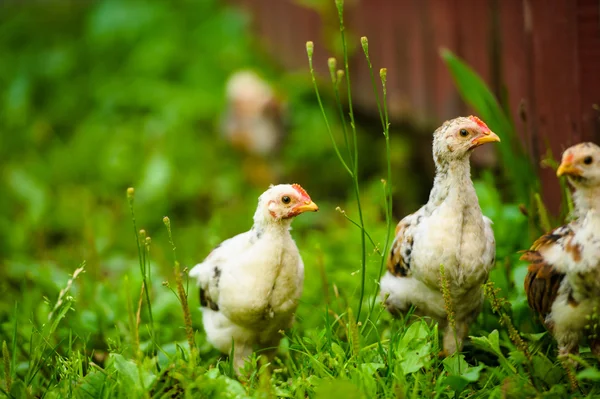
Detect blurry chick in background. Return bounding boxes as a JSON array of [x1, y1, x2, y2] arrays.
[[221, 70, 287, 187]]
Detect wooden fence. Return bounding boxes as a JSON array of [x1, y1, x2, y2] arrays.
[[232, 0, 600, 212]]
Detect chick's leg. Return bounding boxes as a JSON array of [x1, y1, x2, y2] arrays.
[[442, 321, 469, 356], [232, 341, 254, 375], [554, 327, 579, 359]]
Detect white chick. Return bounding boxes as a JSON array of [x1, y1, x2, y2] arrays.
[[381, 116, 500, 355], [189, 184, 318, 371]]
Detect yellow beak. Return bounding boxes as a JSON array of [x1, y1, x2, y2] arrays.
[[471, 131, 501, 148], [556, 162, 582, 177], [294, 201, 319, 213]]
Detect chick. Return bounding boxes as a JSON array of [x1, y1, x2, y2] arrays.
[[523, 142, 600, 358], [189, 184, 318, 371], [222, 71, 286, 187], [381, 116, 500, 355]]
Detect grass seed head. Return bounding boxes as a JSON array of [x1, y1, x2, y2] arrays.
[[380, 68, 387, 85], [306, 41, 314, 58], [2, 340, 10, 392], [439, 264, 455, 329], [328, 57, 337, 72], [360, 36, 368, 54]]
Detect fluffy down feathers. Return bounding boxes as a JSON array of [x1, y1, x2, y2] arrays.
[[381, 116, 499, 355], [189, 184, 318, 372], [523, 142, 600, 357]]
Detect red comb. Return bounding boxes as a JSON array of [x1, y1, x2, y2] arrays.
[[292, 184, 310, 200], [468, 115, 491, 134], [564, 153, 574, 163]]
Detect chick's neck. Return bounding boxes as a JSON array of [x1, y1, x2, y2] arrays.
[[572, 184, 600, 219], [428, 156, 477, 208], [252, 206, 293, 235]]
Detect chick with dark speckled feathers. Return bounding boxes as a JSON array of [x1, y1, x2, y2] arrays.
[[522, 142, 600, 358], [380, 116, 499, 356]]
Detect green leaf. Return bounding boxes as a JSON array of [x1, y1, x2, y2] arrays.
[[110, 353, 156, 393], [9, 379, 28, 399], [315, 379, 365, 399], [189, 368, 248, 399], [396, 320, 432, 375], [399, 345, 431, 375], [332, 342, 346, 360], [441, 354, 483, 393], [470, 330, 516, 374], [74, 368, 109, 399], [577, 367, 600, 381], [531, 355, 562, 385], [399, 321, 429, 348], [442, 354, 469, 376], [350, 363, 385, 397], [461, 365, 483, 382], [443, 375, 470, 393], [359, 362, 384, 376]]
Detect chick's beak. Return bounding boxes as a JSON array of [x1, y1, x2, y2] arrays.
[[470, 131, 501, 148], [556, 161, 582, 177], [294, 200, 319, 214]]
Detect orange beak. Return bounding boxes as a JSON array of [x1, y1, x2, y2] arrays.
[[470, 131, 501, 149], [294, 200, 319, 214], [556, 160, 582, 177]]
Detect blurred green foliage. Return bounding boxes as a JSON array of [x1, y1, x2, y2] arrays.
[[0, 0, 389, 382], [0, 0, 598, 397]]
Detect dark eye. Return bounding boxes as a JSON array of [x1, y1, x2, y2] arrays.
[[584, 156, 593, 165], [281, 196, 291, 204], [459, 129, 469, 137]]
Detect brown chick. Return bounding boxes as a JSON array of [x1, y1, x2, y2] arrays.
[[523, 142, 600, 358]]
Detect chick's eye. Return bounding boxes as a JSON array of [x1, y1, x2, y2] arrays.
[[459, 129, 469, 137], [584, 156, 593, 165], [281, 196, 291, 204]]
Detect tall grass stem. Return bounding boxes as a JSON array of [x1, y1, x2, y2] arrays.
[[126, 188, 155, 349]]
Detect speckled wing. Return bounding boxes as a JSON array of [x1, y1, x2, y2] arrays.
[[387, 209, 424, 277], [521, 225, 572, 321], [189, 231, 253, 312]]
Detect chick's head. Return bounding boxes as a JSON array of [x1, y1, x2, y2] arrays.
[[255, 184, 318, 223], [557, 142, 600, 187], [433, 115, 501, 163]]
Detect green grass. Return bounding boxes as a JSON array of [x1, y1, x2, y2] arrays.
[[1, 0, 600, 397]]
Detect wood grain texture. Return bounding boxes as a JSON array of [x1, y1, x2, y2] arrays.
[[229, 0, 600, 211]]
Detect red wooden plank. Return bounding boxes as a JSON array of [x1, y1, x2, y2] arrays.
[[576, 0, 600, 142], [387, 0, 414, 118], [430, 0, 461, 120], [408, 0, 427, 122], [499, 0, 529, 152], [455, 0, 492, 87], [530, 0, 580, 213]]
